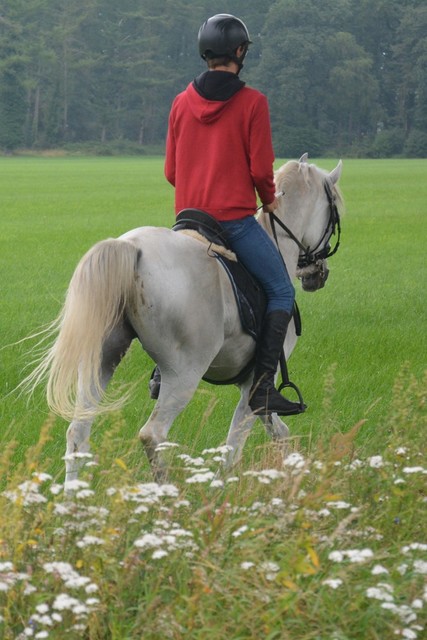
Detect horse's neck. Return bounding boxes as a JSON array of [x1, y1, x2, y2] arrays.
[[258, 209, 301, 280]]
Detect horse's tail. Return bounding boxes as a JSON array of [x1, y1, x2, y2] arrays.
[[27, 238, 140, 420]]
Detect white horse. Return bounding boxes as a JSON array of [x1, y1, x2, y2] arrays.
[[28, 154, 343, 483]]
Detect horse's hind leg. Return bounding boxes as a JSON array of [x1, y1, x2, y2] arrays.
[[139, 368, 204, 481], [65, 321, 134, 484]]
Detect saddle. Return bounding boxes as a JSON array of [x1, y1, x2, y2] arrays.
[[174, 205, 302, 329], [173, 209, 268, 342]]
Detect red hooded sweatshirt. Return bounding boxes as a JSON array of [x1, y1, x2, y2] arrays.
[[165, 72, 276, 221]]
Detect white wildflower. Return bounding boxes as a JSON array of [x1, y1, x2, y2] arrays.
[[261, 561, 280, 581], [322, 578, 343, 589], [85, 583, 99, 594], [232, 525, 249, 538], [369, 455, 384, 468], [32, 472, 52, 483], [154, 442, 180, 451], [152, 550, 169, 560], [185, 471, 215, 484], [413, 560, 427, 575], [52, 594, 81, 611], [63, 479, 90, 492], [329, 548, 374, 564], [402, 467, 427, 474], [241, 562, 255, 570], [75, 489, 95, 499], [226, 476, 239, 483], [372, 564, 389, 575], [283, 452, 305, 469], [326, 501, 351, 509], [50, 484, 63, 495], [346, 548, 374, 563], [261, 561, 280, 574], [398, 564, 408, 575], [210, 479, 224, 488], [328, 551, 344, 563], [35, 604, 50, 614], [395, 447, 407, 455], [402, 543, 427, 554], [76, 535, 105, 548], [134, 533, 163, 550], [202, 446, 232, 455], [62, 452, 93, 461], [366, 583, 394, 602], [348, 459, 364, 470], [177, 454, 205, 467]]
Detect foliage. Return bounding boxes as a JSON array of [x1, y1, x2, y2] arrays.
[[0, 0, 426, 155], [0, 369, 426, 639]]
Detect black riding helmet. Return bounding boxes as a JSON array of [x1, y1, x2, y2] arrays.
[[198, 14, 251, 70]]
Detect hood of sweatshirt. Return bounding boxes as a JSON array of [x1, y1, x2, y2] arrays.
[[186, 70, 245, 124]]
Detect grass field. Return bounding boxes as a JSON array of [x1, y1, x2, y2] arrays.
[[1, 156, 425, 465], [0, 157, 426, 638]]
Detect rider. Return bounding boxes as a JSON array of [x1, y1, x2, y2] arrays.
[[154, 13, 302, 416]]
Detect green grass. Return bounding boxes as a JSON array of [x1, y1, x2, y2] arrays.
[[0, 157, 426, 638], [0, 157, 426, 472]]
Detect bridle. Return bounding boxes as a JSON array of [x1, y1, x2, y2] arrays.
[[268, 180, 341, 270]]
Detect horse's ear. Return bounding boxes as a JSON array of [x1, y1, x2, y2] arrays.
[[299, 153, 308, 163], [328, 159, 342, 185]]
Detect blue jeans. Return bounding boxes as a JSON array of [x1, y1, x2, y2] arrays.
[[221, 216, 295, 314]]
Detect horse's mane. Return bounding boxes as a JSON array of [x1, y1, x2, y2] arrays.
[[275, 160, 344, 214]]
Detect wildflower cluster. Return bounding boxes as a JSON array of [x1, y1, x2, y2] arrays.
[[0, 432, 425, 639]]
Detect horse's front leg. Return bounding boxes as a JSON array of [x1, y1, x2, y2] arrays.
[[262, 413, 291, 456], [223, 380, 257, 470]]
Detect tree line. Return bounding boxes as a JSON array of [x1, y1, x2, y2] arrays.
[[0, 0, 426, 157]]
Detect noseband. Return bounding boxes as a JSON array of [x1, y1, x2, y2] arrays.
[[269, 181, 341, 270]]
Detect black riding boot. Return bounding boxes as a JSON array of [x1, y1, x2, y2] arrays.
[[149, 366, 161, 400], [249, 310, 304, 416]]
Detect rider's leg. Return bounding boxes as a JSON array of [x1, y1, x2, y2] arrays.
[[221, 216, 303, 416]]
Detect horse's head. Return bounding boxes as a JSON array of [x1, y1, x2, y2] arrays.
[[274, 154, 343, 293]]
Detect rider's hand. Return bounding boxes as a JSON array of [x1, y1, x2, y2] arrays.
[[262, 197, 280, 213]]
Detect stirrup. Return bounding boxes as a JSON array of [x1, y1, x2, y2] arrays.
[[277, 379, 307, 414], [249, 383, 306, 417]]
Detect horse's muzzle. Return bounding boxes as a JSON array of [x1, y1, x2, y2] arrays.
[[298, 260, 329, 292]]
